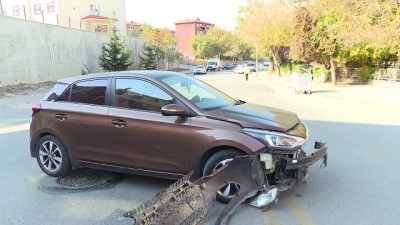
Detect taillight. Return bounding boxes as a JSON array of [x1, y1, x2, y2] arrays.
[[32, 103, 42, 116]]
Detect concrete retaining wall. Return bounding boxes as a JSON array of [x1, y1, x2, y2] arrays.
[[0, 15, 144, 87]]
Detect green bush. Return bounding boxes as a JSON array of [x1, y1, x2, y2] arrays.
[[292, 63, 309, 73], [357, 66, 375, 83], [314, 67, 331, 78], [280, 63, 291, 73], [280, 62, 309, 74]]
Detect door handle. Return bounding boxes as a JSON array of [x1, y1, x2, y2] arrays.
[[111, 119, 127, 128], [55, 113, 67, 121]]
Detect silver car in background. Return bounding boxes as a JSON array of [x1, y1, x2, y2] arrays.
[[194, 65, 207, 75], [234, 64, 245, 74]]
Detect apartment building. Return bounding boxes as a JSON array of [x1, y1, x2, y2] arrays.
[[126, 20, 143, 37], [175, 18, 214, 59], [0, 0, 126, 35]]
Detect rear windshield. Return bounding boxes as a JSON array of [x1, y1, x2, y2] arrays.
[[43, 83, 68, 101]]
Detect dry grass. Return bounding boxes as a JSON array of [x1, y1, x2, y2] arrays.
[[0, 82, 55, 98]]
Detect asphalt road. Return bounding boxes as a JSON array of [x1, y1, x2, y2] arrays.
[[1, 70, 399, 225]]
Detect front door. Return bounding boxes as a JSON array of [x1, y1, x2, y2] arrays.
[[108, 78, 192, 174]]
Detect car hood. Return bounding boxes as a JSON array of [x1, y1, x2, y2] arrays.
[[205, 103, 299, 132]]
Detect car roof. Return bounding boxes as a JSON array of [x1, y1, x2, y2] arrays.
[[57, 70, 185, 84]]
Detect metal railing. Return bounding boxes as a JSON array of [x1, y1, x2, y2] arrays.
[[336, 68, 400, 84], [375, 68, 400, 82]]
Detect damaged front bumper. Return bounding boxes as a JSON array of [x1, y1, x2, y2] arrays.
[[124, 142, 328, 225], [285, 141, 328, 170], [124, 155, 266, 225], [260, 141, 328, 191]]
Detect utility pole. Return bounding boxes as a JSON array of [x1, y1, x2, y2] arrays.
[[255, 46, 259, 76]]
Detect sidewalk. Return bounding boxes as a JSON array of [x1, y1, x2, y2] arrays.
[[250, 73, 400, 105]]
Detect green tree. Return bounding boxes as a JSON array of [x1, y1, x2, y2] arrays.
[[225, 34, 253, 62], [190, 35, 213, 58], [238, 0, 292, 75], [99, 22, 132, 71], [306, 0, 399, 83], [140, 25, 179, 70], [291, 7, 316, 63], [190, 27, 234, 59], [140, 44, 157, 70]]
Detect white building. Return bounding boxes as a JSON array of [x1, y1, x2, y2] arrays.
[[1, 0, 126, 35]]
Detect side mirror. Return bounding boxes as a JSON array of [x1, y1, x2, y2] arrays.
[[161, 104, 186, 116]]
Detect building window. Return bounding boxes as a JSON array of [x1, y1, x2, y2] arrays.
[[90, 4, 100, 15], [95, 24, 108, 33], [47, 1, 55, 13], [129, 25, 134, 30], [12, 5, 20, 17], [33, 4, 42, 15]]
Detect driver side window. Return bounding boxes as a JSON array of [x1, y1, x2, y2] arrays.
[[115, 79, 175, 112]]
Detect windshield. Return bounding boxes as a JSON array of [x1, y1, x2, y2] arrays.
[[157, 75, 236, 111], [195, 65, 204, 68], [207, 62, 217, 65]]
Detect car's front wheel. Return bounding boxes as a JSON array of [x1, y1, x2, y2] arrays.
[[203, 149, 244, 203], [36, 135, 71, 177]]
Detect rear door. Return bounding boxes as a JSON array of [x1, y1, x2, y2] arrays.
[[50, 79, 111, 163], [107, 77, 192, 174]]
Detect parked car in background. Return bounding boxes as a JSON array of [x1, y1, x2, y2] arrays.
[[246, 62, 256, 72], [194, 65, 207, 75], [223, 64, 234, 70], [263, 60, 270, 68], [234, 64, 246, 74]]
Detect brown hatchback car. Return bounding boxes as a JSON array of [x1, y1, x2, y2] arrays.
[[30, 71, 327, 202]]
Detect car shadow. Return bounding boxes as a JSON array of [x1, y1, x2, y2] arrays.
[[310, 90, 336, 93]]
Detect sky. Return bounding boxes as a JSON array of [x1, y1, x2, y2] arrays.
[[125, 0, 248, 31]]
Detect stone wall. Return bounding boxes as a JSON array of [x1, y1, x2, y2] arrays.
[[0, 15, 144, 87]]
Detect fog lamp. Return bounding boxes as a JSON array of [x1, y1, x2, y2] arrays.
[[250, 187, 278, 208]]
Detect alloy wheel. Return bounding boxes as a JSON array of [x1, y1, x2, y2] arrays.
[[213, 159, 241, 198], [39, 140, 63, 172]]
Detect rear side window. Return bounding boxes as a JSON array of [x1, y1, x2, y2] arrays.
[[58, 79, 108, 106], [43, 83, 68, 101]]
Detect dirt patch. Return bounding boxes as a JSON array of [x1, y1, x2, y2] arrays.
[[0, 82, 55, 98]]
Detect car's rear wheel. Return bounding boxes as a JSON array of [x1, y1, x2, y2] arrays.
[[36, 135, 71, 177], [203, 149, 244, 203]]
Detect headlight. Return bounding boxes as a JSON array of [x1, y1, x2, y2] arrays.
[[241, 128, 306, 150]]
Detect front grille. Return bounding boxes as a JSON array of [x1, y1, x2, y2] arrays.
[[287, 121, 308, 139]]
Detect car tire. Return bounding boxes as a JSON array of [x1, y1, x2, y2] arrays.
[[36, 135, 71, 177], [203, 149, 244, 204]]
